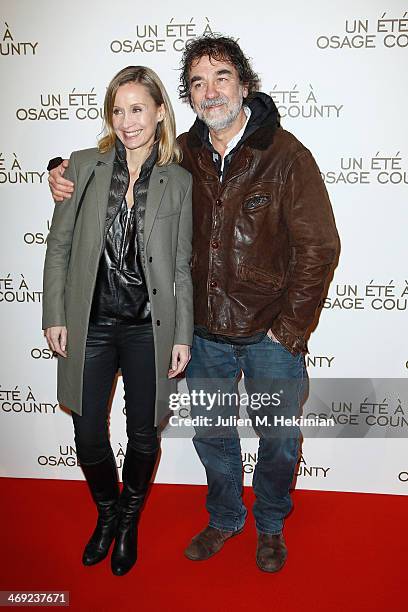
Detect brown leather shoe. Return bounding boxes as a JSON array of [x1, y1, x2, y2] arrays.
[[256, 532, 287, 572], [184, 525, 243, 561]]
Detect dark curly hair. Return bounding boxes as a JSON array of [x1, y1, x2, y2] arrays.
[[178, 34, 260, 105]]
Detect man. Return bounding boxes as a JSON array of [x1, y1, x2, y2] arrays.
[[48, 35, 339, 572]]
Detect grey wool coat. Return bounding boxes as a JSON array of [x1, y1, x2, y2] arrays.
[[42, 147, 193, 425]]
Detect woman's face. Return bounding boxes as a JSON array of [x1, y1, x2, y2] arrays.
[[112, 82, 164, 152]]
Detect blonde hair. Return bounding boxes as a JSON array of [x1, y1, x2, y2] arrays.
[[98, 66, 181, 165]]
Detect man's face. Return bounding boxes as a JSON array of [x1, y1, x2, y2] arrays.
[[188, 55, 248, 131]]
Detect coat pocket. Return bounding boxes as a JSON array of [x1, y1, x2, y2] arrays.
[[238, 262, 284, 293]]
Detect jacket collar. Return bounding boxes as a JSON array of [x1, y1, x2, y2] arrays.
[[94, 146, 115, 165]]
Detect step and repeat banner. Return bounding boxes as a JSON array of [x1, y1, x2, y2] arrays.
[[1, 0, 407, 494]]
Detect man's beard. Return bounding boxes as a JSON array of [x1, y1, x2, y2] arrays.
[[197, 91, 243, 131]]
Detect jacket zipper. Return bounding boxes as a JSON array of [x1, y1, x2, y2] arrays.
[[118, 207, 131, 271], [83, 174, 131, 337]]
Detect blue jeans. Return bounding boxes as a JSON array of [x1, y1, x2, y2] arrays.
[[186, 333, 308, 535]]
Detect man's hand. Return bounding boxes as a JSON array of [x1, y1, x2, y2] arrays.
[[45, 326, 68, 357], [168, 344, 191, 378], [48, 159, 74, 202]]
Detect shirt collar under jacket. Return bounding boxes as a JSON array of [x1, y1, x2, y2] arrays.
[[208, 106, 251, 178], [208, 105, 252, 161]]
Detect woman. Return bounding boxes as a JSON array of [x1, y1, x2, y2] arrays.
[[42, 66, 193, 576]]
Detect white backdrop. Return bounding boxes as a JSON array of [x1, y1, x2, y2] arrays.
[[1, 0, 407, 494]]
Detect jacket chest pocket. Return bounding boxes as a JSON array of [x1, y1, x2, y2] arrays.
[[238, 186, 283, 234], [243, 193, 272, 212], [156, 182, 183, 219], [241, 181, 282, 213], [156, 208, 180, 220], [156, 199, 181, 219]]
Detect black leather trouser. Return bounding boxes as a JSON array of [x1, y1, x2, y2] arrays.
[[72, 322, 158, 465]]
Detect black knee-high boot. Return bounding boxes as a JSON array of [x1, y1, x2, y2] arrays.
[[111, 446, 158, 576], [81, 451, 119, 566]]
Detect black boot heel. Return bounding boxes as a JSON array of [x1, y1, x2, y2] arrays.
[[81, 452, 119, 566], [111, 446, 158, 576]]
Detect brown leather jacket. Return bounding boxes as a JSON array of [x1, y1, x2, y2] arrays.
[[178, 93, 340, 355]]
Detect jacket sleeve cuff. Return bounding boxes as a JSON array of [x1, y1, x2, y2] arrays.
[[173, 323, 193, 347], [271, 319, 308, 356], [42, 316, 66, 331]]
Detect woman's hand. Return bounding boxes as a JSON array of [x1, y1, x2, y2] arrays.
[[45, 326, 68, 357], [168, 344, 191, 378]]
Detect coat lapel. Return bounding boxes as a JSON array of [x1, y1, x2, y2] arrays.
[[94, 150, 115, 241], [144, 165, 168, 246]]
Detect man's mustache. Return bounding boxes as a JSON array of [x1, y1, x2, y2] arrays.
[[200, 97, 228, 110]]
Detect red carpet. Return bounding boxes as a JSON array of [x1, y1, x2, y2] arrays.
[[1, 478, 406, 612]]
